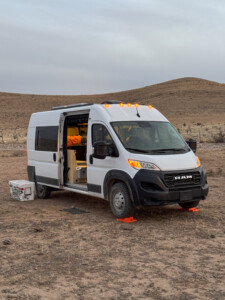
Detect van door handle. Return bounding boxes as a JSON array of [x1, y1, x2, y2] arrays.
[[53, 153, 56, 162], [89, 154, 93, 164]]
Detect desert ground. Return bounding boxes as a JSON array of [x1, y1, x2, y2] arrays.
[[0, 77, 225, 299]]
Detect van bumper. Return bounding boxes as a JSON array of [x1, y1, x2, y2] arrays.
[[133, 166, 209, 206]]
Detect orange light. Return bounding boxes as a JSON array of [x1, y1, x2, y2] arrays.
[[104, 104, 110, 108], [196, 156, 201, 168], [128, 159, 141, 169], [127, 103, 132, 107], [148, 105, 152, 109], [119, 103, 124, 107], [134, 103, 139, 107]]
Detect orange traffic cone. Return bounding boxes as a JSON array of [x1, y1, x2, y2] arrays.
[[117, 216, 137, 223], [179, 207, 199, 212]]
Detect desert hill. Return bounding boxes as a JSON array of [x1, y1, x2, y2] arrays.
[[0, 77, 224, 143]]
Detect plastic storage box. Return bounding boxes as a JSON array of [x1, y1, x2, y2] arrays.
[[9, 180, 35, 201]]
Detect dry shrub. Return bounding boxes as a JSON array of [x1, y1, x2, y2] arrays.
[[13, 150, 25, 157], [207, 168, 223, 177], [213, 131, 225, 143]]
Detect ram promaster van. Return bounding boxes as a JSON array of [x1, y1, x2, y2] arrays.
[[27, 101, 208, 218]]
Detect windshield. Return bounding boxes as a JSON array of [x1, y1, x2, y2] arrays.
[[111, 121, 189, 154]]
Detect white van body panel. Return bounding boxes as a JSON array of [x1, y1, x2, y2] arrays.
[[128, 151, 197, 173], [28, 111, 61, 127], [27, 111, 60, 185], [89, 105, 168, 123], [35, 152, 58, 178], [86, 119, 132, 198]]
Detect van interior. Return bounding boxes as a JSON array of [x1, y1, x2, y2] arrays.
[[63, 114, 89, 189]]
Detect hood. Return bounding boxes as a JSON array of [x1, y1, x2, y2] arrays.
[[129, 151, 197, 171]]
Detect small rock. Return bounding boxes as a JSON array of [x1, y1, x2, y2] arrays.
[[210, 234, 216, 239], [122, 226, 133, 231], [3, 238, 11, 245], [34, 228, 43, 233]]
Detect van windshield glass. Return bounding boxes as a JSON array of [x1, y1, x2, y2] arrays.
[[111, 121, 189, 154]]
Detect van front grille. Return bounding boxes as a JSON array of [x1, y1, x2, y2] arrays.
[[164, 171, 201, 187]]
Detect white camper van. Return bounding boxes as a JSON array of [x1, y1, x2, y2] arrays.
[[27, 101, 208, 218]]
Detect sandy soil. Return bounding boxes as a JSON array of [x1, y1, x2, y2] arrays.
[[0, 144, 225, 300]]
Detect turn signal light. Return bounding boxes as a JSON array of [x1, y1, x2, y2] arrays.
[[127, 103, 132, 107], [196, 156, 201, 168], [128, 159, 160, 171], [119, 103, 124, 107], [128, 160, 141, 169], [148, 105, 152, 109], [134, 103, 139, 107], [104, 104, 110, 108]]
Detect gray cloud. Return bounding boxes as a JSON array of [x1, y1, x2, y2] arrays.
[[0, 0, 225, 94]]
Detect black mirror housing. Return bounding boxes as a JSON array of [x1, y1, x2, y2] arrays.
[[186, 138, 197, 153], [93, 141, 111, 159]]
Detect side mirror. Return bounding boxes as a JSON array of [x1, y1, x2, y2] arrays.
[[186, 138, 197, 153], [93, 141, 111, 159]]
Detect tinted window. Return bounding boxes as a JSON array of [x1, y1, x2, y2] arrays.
[[92, 124, 113, 145], [35, 126, 58, 151]]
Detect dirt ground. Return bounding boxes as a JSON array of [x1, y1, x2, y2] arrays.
[[0, 143, 225, 300]]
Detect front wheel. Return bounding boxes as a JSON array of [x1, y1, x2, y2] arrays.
[[36, 183, 51, 199], [109, 182, 134, 218], [179, 200, 200, 209]]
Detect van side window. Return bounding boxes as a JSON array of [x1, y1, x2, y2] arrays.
[[92, 124, 113, 145], [35, 126, 58, 151]]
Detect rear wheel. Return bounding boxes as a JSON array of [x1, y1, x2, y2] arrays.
[[109, 182, 134, 218], [179, 200, 200, 209], [36, 183, 51, 199]]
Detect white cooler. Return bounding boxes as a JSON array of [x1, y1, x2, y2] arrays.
[[9, 180, 35, 201]]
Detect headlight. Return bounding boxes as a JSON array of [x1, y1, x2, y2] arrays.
[[128, 159, 160, 171], [196, 156, 201, 168]]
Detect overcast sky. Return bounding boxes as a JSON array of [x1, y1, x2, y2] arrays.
[[0, 0, 225, 94]]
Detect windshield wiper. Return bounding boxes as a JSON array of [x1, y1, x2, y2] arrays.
[[125, 147, 149, 153], [150, 148, 186, 153]]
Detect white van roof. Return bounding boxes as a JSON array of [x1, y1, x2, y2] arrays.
[[96, 104, 168, 123], [28, 103, 168, 127]]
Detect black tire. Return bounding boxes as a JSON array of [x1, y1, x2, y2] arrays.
[[109, 182, 134, 218], [179, 200, 200, 209], [36, 183, 51, 199]]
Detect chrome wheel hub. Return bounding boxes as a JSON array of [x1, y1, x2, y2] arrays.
[[113, 191, 125, 212]]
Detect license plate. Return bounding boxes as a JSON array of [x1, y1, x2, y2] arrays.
[[180, 190, 192, 201]]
